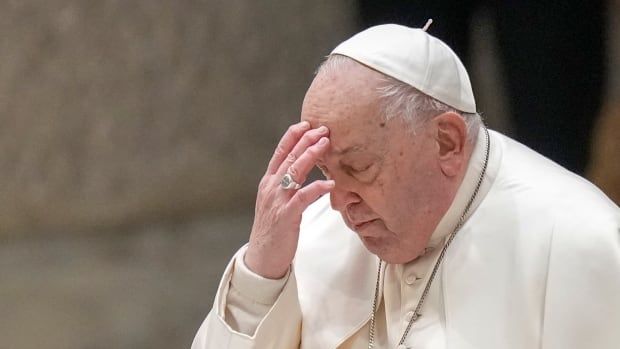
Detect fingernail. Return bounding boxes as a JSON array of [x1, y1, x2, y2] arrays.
[[300, 121, 310, 129], [318, 125, 328, 133], [318, 137, 328, 145], [327, 180, 335, 188]]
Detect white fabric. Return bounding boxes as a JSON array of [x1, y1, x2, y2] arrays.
[[192, 129, 620, 349], [223, 246, 288, 335], [191, 248, 301, 348], [331, 24, 477, 113]]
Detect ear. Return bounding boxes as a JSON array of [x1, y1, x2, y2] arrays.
[[433, 112, 468, 177]]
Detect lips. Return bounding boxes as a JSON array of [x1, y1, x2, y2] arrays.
[[352, 218, 378, 231], [345, 206, 379, 232]]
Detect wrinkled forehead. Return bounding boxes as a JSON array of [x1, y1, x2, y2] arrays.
[[301, 62, 385, 120], [300, 76, 390, 156]]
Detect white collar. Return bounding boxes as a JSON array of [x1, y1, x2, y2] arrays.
[[427, 127, 500, 249]]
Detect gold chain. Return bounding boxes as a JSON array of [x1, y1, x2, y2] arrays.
[[368, 126, 490, 348]]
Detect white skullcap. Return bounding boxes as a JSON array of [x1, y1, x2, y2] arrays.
[[331, 23, 477, 113]]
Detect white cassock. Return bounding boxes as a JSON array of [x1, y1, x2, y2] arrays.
[[192, 128, 620, 349]]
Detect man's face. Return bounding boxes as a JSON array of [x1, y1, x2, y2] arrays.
[[301, 63, 454, 264]]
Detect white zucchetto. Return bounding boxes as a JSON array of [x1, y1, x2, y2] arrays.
[[331, 24, 476, 113]]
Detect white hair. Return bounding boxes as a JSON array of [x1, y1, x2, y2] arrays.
[[316, 54, 482, 143]]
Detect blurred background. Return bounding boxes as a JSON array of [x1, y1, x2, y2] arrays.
[[0, 1, 618, 348]]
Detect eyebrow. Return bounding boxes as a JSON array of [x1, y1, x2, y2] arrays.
[[316, 145, 363, 165], [332, 145, 364, 155]]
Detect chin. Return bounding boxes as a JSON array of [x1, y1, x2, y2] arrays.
[[379, 253, 418, 265], [360, 236, 417, 264]]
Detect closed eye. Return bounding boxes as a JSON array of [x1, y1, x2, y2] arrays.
[[352, 164, 372, 172], [344, 163, 372, 174]]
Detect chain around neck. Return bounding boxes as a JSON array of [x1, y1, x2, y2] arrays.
[[368, 126, 491, 349]]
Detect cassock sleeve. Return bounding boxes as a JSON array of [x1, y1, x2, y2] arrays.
[[541, 215, 620, 349], [225, 245, 289, 333], [191, 245, 302, 348]]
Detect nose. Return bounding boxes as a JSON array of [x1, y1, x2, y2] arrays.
[[329, 180, 361, 212]]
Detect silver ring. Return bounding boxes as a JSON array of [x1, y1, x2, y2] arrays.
[[280, 173, 301, 190]]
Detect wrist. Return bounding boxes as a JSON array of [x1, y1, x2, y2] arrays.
[[244, 246, 290, 279]]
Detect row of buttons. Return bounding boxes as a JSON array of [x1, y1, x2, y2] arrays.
[[396, 247, 439, 348]]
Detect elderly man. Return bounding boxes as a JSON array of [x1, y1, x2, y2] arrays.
[[192, 24, 620, 348]]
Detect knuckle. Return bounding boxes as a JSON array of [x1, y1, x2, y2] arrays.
[[288, 165, 299, 177], [274, 145, 286, 157], [295, 189, 308, 204], [285, 152, 297, 163], [258, 177, 269, 190]]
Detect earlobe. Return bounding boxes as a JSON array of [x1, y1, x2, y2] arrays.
[[435, 113, 467, 177]]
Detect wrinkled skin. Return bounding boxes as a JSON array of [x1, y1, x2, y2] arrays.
[[246, 61, 472, 278]]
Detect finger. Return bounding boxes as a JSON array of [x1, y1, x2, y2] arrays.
[[277, 125, 329, 175], [286, 179, 335, 214], [266, 121, 311, 175], [286, 137, 329, 185]]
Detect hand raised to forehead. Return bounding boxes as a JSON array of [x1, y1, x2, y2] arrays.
[[245, 121, 334, 279]]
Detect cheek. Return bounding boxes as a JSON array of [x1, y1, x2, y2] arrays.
[[375, 160, 434, 224], [365, 175, 411, 227]]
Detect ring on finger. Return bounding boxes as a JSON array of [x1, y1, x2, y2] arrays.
[[280, 173, 301, 190]]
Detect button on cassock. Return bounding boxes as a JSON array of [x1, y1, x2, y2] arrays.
[[405, 310, 415, 322], [405, 274, 419, 285]]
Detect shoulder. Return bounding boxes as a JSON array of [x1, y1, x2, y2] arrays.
[[489, 131, 619, 249]]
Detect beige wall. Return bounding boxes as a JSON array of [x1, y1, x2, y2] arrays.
[[0, 2, 357, 348], [0, 0, 356, 236]]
